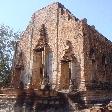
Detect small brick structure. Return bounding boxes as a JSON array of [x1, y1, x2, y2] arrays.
[[6, 2, 112, 111]]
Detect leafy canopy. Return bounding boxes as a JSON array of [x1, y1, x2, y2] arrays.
[[0, 25, 20, 87]]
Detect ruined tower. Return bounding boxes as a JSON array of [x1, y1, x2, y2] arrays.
[[12, 2, 112, 107]]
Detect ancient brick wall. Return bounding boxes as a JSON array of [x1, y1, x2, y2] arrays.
[[18, 3, 59, 87], [83, 21, 112, 83], [14, 3, 86, 91], [12, 2, 112, 103], [82, 21, 112, 102], [56, 5, 85, 91]]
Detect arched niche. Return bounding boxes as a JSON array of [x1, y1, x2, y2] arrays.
[[32, 45, 53, 89], [60, 59, 71, 90], [32, 24, 53, 89], [59, 40, 80, 91], [90, 60, 97, 82], [12, 42, 24, 88], [89, 48, 97, 83], [32, 48, 43, 89]]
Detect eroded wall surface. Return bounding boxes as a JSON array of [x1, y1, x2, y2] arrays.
[[13, 3, 85, 91], [12, 2, 112, 103], [82, 21, 112, 102]]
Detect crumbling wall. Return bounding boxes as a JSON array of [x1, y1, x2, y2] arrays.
[[57, 5, 85, 91], [18, 3, 59, 87], [16, 3, 85, 91], [82, 20, 112, 102], [13, 3, 112, 102]]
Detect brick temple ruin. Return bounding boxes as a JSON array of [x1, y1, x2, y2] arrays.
[[1, 2, 112, 112]]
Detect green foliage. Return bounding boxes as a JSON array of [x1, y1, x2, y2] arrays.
[[0, 25, 20, 87]]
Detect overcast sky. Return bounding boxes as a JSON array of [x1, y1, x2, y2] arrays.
[[0, 0, 112, 40]]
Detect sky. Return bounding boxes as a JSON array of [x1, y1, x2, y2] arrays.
[[0, 0, 112, 40]]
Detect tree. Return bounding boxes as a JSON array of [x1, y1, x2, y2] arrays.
[[0, 25, 20, 87]]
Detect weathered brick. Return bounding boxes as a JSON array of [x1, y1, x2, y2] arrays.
[[12, 2, 112, 104]]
